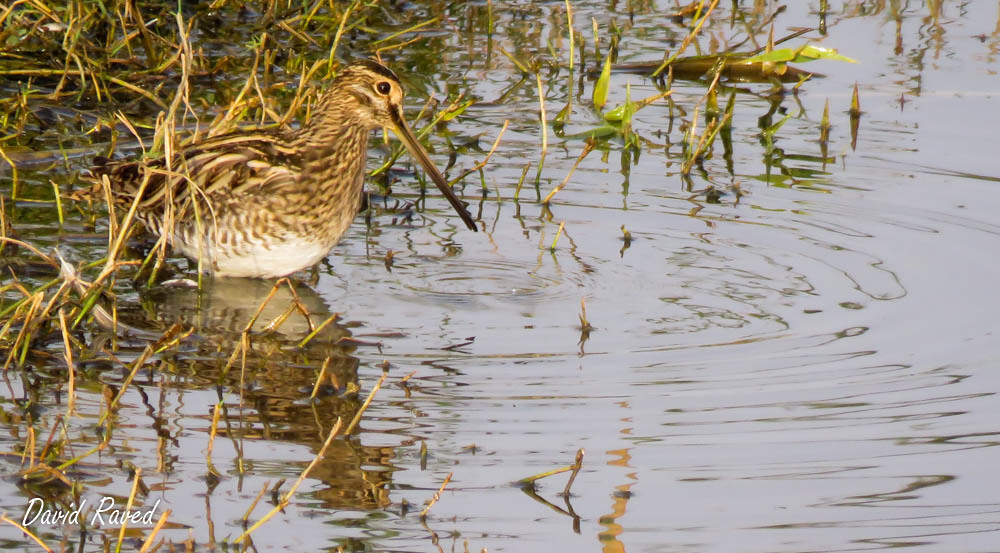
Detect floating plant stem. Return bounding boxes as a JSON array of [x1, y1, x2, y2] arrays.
[[0, 513, 52, 553], [37, 417, 63, 463], [50, 180, 64, 226], [327, 0, 360, 73], [58, 309, 75, 416], [3, 292, 42, 370], [498, 46, 531, 74], [372, 16, 439, 46], [550, 221, 566, 251], [138, 510, 172, 553], [514, 162, 531, 202], [238, 417, 345, 543], [652, 0, 720, 77], [205, 402, 222, 477], [241, 481, 272, 526], [543, 139, 595, 205], [592, 16, 600, 58], [420, 472, 454, 519], [375, 35, 424, 55], [98, 344, 156, 426], [487, 0, 494, 36], [448, 119, 509, 188], [565, 0, 575, 70], [562, 449, 585, 497], [0, 146, 18, 199], [114, 466, 143, 553], [23, 425, 36, 468], [517, 449, 584, 488], [682, 110, 732, 176], [107, 76, 168, 109], [310, 357, 333, 400], [297, 311, 341, 348], [240, 278, 285, 331], [345, 370, 388, 434], [536, 72, 548, 156]]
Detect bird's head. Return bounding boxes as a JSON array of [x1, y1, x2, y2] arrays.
[[313, 60, 477, 232], [327, 60, 407, 130]]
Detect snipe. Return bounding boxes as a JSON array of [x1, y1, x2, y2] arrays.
[[89, 60, 477, 278]]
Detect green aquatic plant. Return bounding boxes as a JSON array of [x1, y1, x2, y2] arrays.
[[743, 43, 858, 79], [744, 43, 858, 65]]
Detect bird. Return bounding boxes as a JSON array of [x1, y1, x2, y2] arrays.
[[87, 59, 477, 278]]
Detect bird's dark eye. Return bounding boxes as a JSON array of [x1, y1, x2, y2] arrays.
[[376, 81, 392, 95]]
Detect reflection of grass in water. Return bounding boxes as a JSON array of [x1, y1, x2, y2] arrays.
[[0, 1, 872, 550], [0, 250, 376, 547]]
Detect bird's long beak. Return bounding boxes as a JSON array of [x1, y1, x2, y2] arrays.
[[390, 110, 478, 231]]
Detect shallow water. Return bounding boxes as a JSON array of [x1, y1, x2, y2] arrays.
[[2, 2, 999, 552]]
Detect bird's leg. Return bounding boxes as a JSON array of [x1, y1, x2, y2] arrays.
[[306, 263, 320, 287]]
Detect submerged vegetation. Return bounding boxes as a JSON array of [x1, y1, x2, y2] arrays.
[[0, 0, 876, 550]]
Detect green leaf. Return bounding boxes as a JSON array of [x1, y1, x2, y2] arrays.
[[624, 82, 636, 121], [794, 44, 858, 63], [763, 112, 792, 139], [554, 102, 571, 126], [564, 124, 618, 140], [761, 112, 792, 156], [743, 43, 857, 64], [604, 104, 627, 122], [603, 82, 638, 123], [743, 48, 796, 64], [440, 99, 475, 121], [593, 50, 612, 110]]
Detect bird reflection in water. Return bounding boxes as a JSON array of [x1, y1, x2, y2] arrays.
[[118, 277, 397, 510]]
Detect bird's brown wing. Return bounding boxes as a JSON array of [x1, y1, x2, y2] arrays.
[[86, 131, 304, 219]]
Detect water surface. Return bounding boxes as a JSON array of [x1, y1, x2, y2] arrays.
[[1, 2, 999, 552]]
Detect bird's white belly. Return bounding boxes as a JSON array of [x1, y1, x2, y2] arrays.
[[177, 234, 334, 278]]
